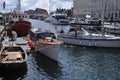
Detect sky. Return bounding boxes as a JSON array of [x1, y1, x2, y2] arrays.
[[0, 0, 73, 13]]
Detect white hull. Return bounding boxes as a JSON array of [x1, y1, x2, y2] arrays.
[[58, 36, 120, 48], [51, 19, 69, 25], [28, 28, 63, 62], [35, 43, 58, 61]]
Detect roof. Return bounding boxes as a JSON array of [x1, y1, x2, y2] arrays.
[[35, 8, 48, 15]]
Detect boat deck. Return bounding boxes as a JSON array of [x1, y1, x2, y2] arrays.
[[2, 37, 30, 52], [2, 52, 23, 62], [38, 39, 63, 45]]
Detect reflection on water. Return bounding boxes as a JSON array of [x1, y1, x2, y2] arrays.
[[58, 45, 120, 80], [32, 52, 62, 79], [0, 63, 27, 80]]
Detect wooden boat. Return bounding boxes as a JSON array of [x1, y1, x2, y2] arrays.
[[27, 28, 63, 62], [0, 45, 27, 69]]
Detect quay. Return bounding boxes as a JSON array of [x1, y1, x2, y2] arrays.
[[0, 25, 5, 47], [0, 25, 30, 52]]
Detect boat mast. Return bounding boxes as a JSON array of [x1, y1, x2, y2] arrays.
[[101, 0, 107, 35], [49, 0, 51, 14], [17, 0, 21, 13], [13, 0, 21, 14]]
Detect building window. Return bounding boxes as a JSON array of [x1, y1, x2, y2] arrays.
[[115, 13, 117, 18], [108, 13, 110, 18], [111, 13, 113, 17]]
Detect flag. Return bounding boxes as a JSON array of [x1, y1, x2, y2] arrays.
[[3, 1, 5, 9]]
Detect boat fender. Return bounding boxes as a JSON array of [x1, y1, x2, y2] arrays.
[[26, 38, 34, 49]]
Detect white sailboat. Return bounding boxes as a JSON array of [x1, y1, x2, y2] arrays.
[[58, 0, 120, 48]]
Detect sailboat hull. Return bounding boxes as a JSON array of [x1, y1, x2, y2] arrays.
[[58, 36, 120, 48]]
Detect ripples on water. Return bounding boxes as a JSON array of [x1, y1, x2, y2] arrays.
[[0, 19, 120, 80]]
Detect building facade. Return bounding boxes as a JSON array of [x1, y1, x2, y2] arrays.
[[73, 0, 92, 18], [73, 0, 120, 20], [25, 8, 48, 19]]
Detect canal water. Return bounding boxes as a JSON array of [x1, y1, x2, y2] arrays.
[[0, 19, 120, 80]]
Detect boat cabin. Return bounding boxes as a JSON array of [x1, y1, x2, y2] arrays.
[[29, 29, 56, 41], [68, 27, 89, 36]]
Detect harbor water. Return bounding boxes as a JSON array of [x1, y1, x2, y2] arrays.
[[0, 19, 120, 80]]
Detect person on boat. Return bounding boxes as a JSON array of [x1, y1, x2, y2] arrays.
[[7, 29, 17, 41], [60, 29, 64, 35], [74, 25, 79, 37], [6, 28, 12, 40], [12, 31, 17, 41]]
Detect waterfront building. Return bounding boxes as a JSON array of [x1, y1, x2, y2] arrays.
[[73, 0, 92, 18], [34, 8, 48, 17], [26, 8, 48, 19], [73, 0, 120, 21]]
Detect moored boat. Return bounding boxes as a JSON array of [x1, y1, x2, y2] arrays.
[[2, 30, 30, 52], [69, 19, 101, 27], [9, 0, 31, 37], [0, 45, 27, 69], [58, 0, 120, 48], [45, 13, 69, 25], [27, 28, 63, 62], [58, 27, 120, 48], [11, 19, 31, 37], [104, 23, 120, 35]]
